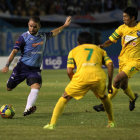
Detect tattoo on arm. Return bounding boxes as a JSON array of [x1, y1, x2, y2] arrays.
[[5, 62, 10, 67]]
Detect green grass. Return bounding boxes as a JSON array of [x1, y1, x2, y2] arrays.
[[0, 69, 140, 140]]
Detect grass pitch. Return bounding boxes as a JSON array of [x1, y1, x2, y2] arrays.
[[0, 69, 140, 140]]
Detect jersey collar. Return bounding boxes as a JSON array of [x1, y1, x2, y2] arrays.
[[27, 31, 39, 36]]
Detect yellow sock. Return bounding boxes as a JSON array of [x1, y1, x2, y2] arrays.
[[50, 97, 68, 125], [101, 96, 114, 122], [123, 85, 135, 101], [108, 86, 119, 100]]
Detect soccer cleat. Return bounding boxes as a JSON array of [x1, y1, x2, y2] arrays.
[[43, 124, 55, 130], [106, 121, 115, 128], [129, 93, 138, 111], [93, 104, 105, 112], [23, 106, 37, 116]]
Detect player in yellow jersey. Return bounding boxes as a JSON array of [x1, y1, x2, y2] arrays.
[[43, 32, 115, 130], [93, 7, 139, 112]]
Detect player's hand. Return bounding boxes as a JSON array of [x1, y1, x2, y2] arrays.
[[108, 84, 113, 94], [64, 16, 71, 27], [99, 44, 104, 48], [1, 66, 9, 73]]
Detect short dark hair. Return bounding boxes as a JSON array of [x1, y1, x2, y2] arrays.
[[123, 7, 138, 20], [29, 16, 41, 25], [78, 32, 93, 44]]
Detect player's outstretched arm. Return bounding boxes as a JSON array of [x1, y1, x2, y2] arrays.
[[51, 16, 71, 37], [106, 62, 114, 94], [100, 40, 113, 48], [1, 49, 19, 73]]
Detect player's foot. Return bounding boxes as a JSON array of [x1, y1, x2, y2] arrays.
[[129, 93, 138, 111], [93, 104, 105, 112], [106, 121, 115, 128], [23, 106, 37, 116], [43, 124, 55, 130]]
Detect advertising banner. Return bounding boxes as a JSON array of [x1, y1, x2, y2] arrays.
[[43, 56, 67, 69], [0, 27, 120, 69], [1, 10, 140, 23]]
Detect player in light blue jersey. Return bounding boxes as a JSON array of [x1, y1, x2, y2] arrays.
[[2, 16, 71, 116]]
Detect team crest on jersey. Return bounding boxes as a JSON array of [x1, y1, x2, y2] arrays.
[[124, 35, 137, 43], [137, 31, 140, 37], [30, 38, 34, 40]]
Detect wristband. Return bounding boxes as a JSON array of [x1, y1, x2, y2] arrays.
[[5, 63, 10, 67]]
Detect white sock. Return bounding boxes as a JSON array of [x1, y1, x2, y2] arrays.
[[25, 89, 39, 111]]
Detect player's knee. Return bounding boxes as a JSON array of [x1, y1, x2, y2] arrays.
[[27, 78, 42, 88], [7, 88, 12, 91], [113, 81, 119, 89], [99, 95, 107, 100], [7, 82, 16, 90], [62, 92, 72, 101], [113, 77, 121, 89], [120, 78, 128, 90], [120, 83, 127, 90], [31, 83, 41, 89]]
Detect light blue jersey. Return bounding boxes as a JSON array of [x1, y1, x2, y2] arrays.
[[14, 31, 53, 67]]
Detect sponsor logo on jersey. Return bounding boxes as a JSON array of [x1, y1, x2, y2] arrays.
[[130, 42, 136, 46], [82, 63, 97, 66], [32, 41, 43, 47], [15, 41, 20, 44], [124, 35, 137, 43], [130, 67, 136, 72]]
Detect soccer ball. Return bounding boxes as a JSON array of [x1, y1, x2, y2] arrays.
[[0, 104, 15, 119]]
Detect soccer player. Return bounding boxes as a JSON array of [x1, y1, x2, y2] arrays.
[[43, 32, 115, 130], [93, 7, 139, 112], [1, 16, 71, 116]]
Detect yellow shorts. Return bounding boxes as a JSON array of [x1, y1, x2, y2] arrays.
[[119, 58, 140, 78], [65, 79, 106, 100]]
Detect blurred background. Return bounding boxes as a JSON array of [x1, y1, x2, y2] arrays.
[[0, 0, 140, 69]]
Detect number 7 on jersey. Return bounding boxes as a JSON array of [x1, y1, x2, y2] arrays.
[[84, 48, 94, 61]]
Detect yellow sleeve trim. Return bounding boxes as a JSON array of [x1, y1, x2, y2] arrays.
[[105, 59, 112, 65], [109, 36, 117, 43]]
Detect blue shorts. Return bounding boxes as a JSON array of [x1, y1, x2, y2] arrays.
[[7, 61, 42, 89]]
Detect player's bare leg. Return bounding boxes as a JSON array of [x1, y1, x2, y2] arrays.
[[114, 71, 138, 111], [7, 88, 12, 91], [94, 71, 138, 112]]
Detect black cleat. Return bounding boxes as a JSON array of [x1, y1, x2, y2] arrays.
[[23, 106, 37, 116], [129, 93, 138, 111], [93, 104, 105, 112]]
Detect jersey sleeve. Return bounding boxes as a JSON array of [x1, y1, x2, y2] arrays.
[[45, 32, 53, 38], [102, 50, 112, 66], [13, 35, 25, 50], [109, 25, 122, 43], [67, 50, 75, 68]]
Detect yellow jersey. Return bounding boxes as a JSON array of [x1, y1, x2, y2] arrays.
[[67, 44, 112, 83], [109, 22, 140, 60]]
